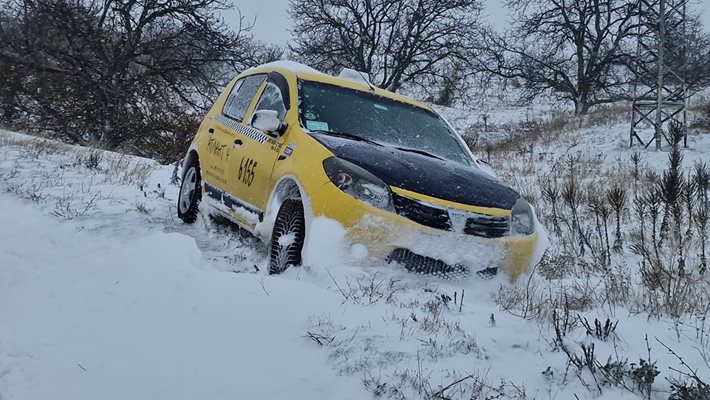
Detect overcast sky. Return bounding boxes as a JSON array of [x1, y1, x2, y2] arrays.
[[228, 0, 710, 47]]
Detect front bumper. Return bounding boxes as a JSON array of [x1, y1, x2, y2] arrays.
[[309, 183, 539, 281]]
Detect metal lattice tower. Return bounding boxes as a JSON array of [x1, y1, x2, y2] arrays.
[[629, 0, 689, 150]]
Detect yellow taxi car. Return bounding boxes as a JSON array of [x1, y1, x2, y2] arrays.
[[177, 61, 539, 280]]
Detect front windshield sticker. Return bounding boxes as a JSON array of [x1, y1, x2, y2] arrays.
[[373, 104, 388, 111], [306, 120, 329, 131]]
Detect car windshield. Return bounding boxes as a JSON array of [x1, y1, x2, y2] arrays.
[[298, 80, 472, 166]]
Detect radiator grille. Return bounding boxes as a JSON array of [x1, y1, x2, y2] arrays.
[[392, 193, 510, 238], [463, 215, 509, 238], [392, 193, 451, 231]]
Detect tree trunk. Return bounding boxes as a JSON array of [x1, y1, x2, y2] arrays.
[[575, 91, 591, 115]]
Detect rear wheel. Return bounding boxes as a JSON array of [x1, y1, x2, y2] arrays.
[[177, 157, 202, 223], [269, 199, 305, 274]]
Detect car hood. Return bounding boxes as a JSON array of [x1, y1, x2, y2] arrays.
[[311, 133, 520, 210]]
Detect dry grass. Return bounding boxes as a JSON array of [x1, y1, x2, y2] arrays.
[[1, 131, 152, 221], [135, 202, 151, 214], [104, 154, 154, 186]]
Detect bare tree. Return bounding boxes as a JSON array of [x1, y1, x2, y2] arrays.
[[674, 16, 710, 94], [0, 0, 275, 158], [425, 59, 472, 107], [288, 0, 481, 93], [477, 0, 640, 114]]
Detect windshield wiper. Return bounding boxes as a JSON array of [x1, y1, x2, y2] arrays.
[[394, 146, 444, 161], [311, 129, 443, 160], [310, 130, 383, 146]]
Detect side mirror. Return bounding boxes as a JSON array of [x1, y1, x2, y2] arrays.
[[251, 110, 282, 135]]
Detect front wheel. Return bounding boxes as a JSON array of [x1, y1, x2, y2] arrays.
[[177, 157, 202, 223], [269, 199, 305, 274]]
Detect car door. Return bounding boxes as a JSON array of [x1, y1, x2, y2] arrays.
[[225, 75, 290, 213], [208, 73, 268, 225], [200, 77, 250, 192]]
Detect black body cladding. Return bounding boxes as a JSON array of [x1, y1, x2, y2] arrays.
[[311, 133, 520, 210]]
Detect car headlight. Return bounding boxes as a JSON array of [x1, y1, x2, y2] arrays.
[[510, 198, 535, 236], [323, 157, 394, 212]]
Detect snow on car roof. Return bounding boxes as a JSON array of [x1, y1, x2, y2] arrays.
[[245, 60, 323, 75], [245, 60, 432, 111]]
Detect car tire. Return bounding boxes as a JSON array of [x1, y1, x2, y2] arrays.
[[269, 199, 305, 274], [177, 156, 202, 223]]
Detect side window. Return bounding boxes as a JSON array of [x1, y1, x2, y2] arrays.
[[255, 81, 287, 121], [223, 74, 266, 121]]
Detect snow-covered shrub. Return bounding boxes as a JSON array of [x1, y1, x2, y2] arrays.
[[495, 130, 710, 319], [660, 338, 710, 400], [485, 111, 710, 398], [83, 150, 103, 170], [669, 378, 710, 400], [628, 144, 710, 317]]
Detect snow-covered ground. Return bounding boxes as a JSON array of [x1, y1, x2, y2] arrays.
[[0, 196, 369, 400], [1, 118, 710, 400]]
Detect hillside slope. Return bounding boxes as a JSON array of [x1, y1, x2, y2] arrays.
[[1, 123, 710, 399]]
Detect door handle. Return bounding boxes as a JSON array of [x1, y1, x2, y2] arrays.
[[208, 128, 215, 135], [234, 139, 243, 146]]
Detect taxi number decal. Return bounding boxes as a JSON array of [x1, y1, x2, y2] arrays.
[[238, 157, 257, 187]]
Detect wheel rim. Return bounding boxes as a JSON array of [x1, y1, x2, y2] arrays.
[[179, 167, 197, 214]]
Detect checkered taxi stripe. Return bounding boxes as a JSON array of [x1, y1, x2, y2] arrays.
[[214, 115, 268, 144]]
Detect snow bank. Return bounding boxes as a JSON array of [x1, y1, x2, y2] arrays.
[[0, 194, 365, 400]]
